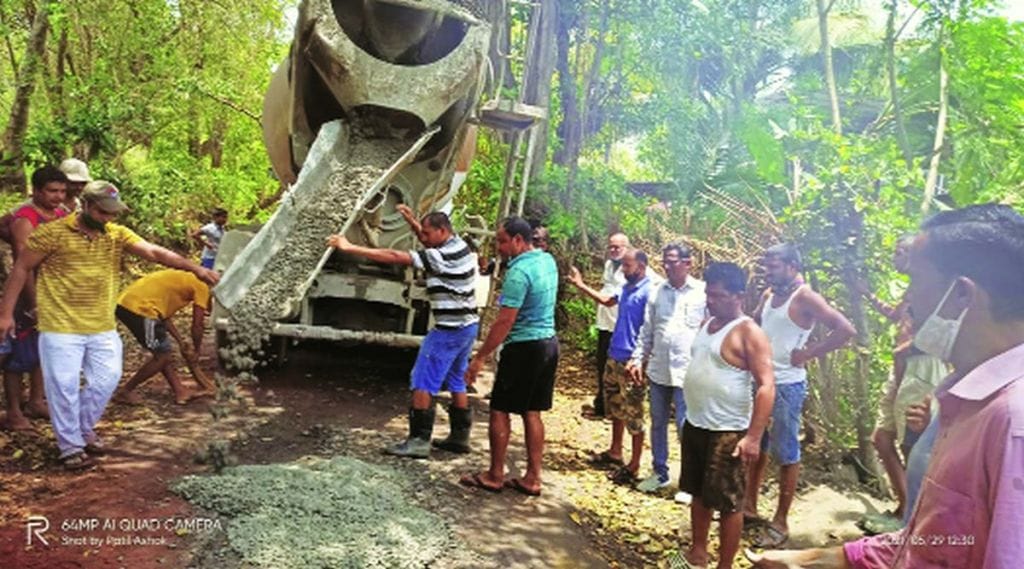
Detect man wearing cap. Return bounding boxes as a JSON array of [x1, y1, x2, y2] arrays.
[[0, 181, 219, 470], [58, 158, 91, 213]]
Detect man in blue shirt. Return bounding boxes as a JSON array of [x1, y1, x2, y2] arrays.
[[459, 217, 558, 496], [569, 248, 654, 484]]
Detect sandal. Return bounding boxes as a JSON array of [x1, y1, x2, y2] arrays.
[[84, 441, 107, 456], [458, 472, 503, 493], [504, 477, 542, 496], [751, 524, 789, 549], [588, 450, 624, 468], [62, 452, 95, 471], [608, 465, 638, 485]]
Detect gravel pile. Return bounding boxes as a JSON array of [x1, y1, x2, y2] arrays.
[[173, 456, 456, 568]]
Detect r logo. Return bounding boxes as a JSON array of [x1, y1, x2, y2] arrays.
[[26, 515, 49, 546]]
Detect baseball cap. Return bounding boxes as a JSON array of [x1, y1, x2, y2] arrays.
[[59, 158, 92, 183], [82, 181, 129, 213]]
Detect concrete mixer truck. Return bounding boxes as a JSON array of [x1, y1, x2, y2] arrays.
[[211, 0, 496, 361]]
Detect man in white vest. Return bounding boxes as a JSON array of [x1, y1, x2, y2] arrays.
[[681, 262, 776, 568], [744, 243, 855, 548]]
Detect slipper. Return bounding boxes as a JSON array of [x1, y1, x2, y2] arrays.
[[743, 513, 768, 529], [608, 465, 638, 485], [587, 450, 624, 468], [62, 452, 95, 471], [458, 472, 503, 493], [504, 477, 542, 497], [84, 441, 108, 456], [751, 524, 789, 549]]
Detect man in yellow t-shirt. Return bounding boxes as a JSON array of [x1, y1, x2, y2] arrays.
[[113, 269, 216, 405], [0, 181, 219, 471]]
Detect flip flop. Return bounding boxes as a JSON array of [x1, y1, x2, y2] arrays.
[[607, 465, 638, 485], [587, 450, 624, 468], [62, 452, 95, 471], [751, 524, 789, 549], [458, 472, 503, 493], [504, 477, 542, 497]]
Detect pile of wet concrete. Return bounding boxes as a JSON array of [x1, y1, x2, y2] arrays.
[[173, 456, 457, 568]]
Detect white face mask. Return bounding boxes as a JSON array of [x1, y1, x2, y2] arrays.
[[913, 280, 968, 362]]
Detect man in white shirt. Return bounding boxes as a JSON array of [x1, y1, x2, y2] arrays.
[[579, 232, 629, 419], [628, 244, 706, 496]]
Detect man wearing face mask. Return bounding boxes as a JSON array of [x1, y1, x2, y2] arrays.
[[579, 232, 630, 420], [749, 204, 1024, 568], [0, 181, 219, 471], [745, 243, 856, 549]]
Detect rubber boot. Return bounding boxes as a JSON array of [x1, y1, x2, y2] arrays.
[[432, 406, 472, 454], [385, 407, 435, 459]]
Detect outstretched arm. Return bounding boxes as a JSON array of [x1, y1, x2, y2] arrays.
[[126, 241, 220, 286], [566, 266, 616, 306], [395, 204, 423, 237], [327, 234, 414, 266]]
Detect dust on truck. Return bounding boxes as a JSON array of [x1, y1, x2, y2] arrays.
[[211, 0, 492, 354]]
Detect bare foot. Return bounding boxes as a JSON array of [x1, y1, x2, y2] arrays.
[[191, 388, 216, 400], [2, 413, 36, 431], [684, 547, 710, 568], [113, 390, 144, 405], [24, 402, 50, 419], [174, 390, 199, 405]]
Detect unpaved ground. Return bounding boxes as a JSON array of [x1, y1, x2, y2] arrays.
[[0, 336, 890, 568]]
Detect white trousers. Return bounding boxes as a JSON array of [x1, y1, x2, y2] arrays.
[[39, 330, 123, 458]]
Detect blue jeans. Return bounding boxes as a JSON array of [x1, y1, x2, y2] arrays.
[[649, 382, 686, 481], [760, 381, 807, 465]]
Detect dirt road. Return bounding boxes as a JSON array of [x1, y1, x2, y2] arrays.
[[1, 341, 888, 568]]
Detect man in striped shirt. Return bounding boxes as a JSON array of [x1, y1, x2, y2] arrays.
[[327, 206, 479, 458]]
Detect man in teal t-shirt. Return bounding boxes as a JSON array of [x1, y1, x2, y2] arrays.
[[459, 217, 559, 497]]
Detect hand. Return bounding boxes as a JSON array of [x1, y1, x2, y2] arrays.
[[464, 355, 484, 386], [626, 362, 643, 385], [905, 395, 932, 434], [396, 204, 415, 220], [790, 347, 812, 367], [0, 314, 13, 342], [195, 267, 220, 286], [568, 265, 583, 286], [732, 434, 761, 465], [327, 234, 352, 251]]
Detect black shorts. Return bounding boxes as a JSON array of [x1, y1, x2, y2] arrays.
[[680, 421, 748, 513], [116, 305, 173, 353], [490, 337, 559, 414]]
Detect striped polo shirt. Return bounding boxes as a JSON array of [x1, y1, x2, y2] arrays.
[[27, 214, 143, 334], [410, 234, 479, 329]]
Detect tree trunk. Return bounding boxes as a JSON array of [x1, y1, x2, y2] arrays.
[[0, 2, 51, 193], [922, 26, 948, 214], [885, 1, 913, 169], [817, 0, 842, 135], [523, 0, 557, 180], [573, 0, 610, 244]]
